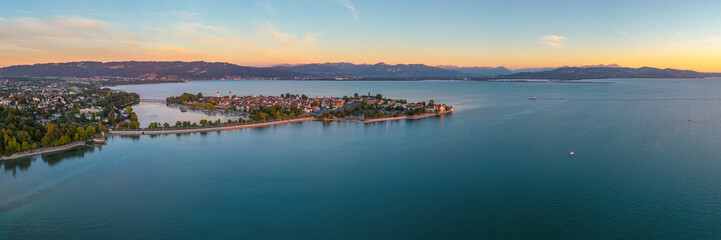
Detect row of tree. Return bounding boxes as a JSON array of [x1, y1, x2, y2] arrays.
[[0, 106, 100, 156], [166, 92, 203, 104]]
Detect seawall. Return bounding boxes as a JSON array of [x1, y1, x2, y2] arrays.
[[110, 117, 315, 135], [0, 141, 88, 161]]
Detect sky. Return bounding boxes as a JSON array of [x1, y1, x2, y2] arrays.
[[1, 0, 721, 71]]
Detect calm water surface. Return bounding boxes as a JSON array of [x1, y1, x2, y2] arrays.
[[3, 79, 721, 239]]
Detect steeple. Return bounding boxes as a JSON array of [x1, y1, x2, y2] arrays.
[[216, 91, 220, 98]]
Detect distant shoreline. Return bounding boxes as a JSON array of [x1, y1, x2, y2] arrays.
[[0, 141, 88, 161], [100, 77, 721, 88]]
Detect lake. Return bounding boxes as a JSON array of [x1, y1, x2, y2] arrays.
[[3, 79, 721, 239]]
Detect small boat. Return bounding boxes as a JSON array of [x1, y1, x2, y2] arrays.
[[569, 152, 575, 157], [528, 97, 538, 100]]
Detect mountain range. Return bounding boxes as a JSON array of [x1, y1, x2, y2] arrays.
[[502, 67, 706, 79], [0, 61, 715, 80]]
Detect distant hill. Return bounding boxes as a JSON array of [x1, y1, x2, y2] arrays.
[[0, 61, 292, 80], [439, 66, 512, 77], [439, 66, 561, 77], [0, 61, 713, 80], [271, 64, 352, 78], [312, 62, 464, 78], [501, 67, 706, 80], [0, 61, 463, 79]]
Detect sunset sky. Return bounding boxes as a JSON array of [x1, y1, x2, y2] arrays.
[[1, 0, 721, 71]]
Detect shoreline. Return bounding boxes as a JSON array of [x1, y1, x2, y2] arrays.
[[0, 141, 89, 161], [110, 117, 316, 135], [0, 111, 453, 160], [362, 110, 452, 122], [110, 111, 453, 136]]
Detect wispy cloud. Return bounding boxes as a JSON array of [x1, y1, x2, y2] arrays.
[[338, 0, 358, 19], [233, 39, 252, 47], [143, 21, 229, 45], [0, 16, 139, 43], [426, 49, 434, 53], [540, 35, 566, 48], [180, 22, 228, 33], [0, 16, 214, 66], [685, 37, 721, 44], [254, 20, 317, 46], [618, 31, 628, 35], [675, 32, 684, 36], [258, 0, 275, 14], [144, 11, 199, 18]]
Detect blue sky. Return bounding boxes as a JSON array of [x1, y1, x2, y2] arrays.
[[1, 0, 720, 71]]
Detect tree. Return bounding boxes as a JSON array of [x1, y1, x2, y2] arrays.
[[428, 100, 435, 106], [311, 101, 319, 107], [86, 125, 96, 137], [108, 111, 116, 125], [128, 121, 140, 129], [376, 94, 383, 100], [343, 96, 349, 101], [354, 93, 359, 97], [175, 121, 182, 127], [125, 106, 133, 113], [98, 120, 107, 132], [163, 123, 170, 128], [301, 94, 308, 100], [77, 126, 86, 140], [319, 112, 332, 120]]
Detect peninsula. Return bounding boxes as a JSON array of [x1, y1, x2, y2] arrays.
[[111, 92, 453, 136], [1, 78, 452, 159]]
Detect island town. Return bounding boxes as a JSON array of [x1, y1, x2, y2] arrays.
[[1, 77, 451, 160], [162, 91, 451, 122]]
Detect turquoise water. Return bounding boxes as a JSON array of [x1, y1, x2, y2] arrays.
[[3, 79, 721, 239]]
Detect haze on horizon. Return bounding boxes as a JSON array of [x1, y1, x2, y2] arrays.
[[1, 0, 720, 72]]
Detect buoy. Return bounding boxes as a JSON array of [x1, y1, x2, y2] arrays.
[[569, 152, 575, 157]]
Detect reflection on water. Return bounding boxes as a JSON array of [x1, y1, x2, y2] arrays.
[[131, 102, 237, 127], [1, 145, 100, 177]]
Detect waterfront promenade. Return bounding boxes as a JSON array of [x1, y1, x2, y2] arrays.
[[110, 117, 316, 135], [110, 110, 452, 136], [0, 141, 88, 161]]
